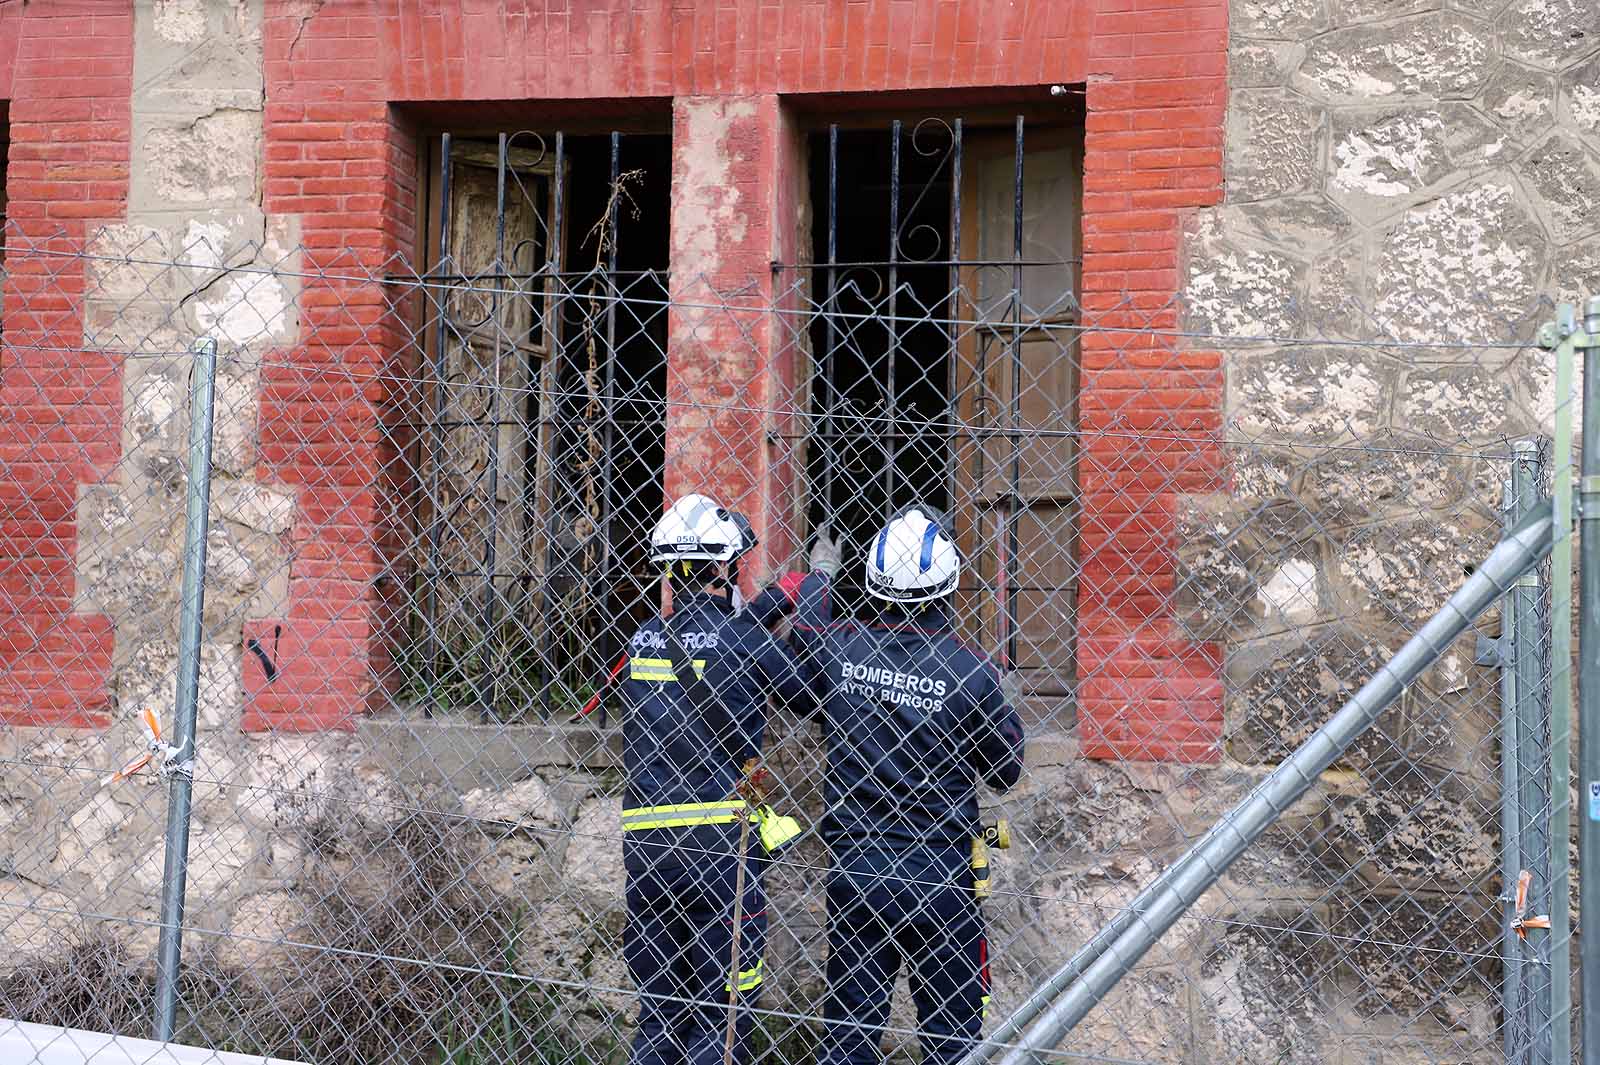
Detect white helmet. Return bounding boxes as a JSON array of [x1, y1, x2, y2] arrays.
[[864, 505, 961, 604], [650, 493, 743, 563]]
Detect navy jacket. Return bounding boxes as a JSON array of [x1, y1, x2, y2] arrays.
[[791, 573, 1025, 855], [621, 590, 811, 813]]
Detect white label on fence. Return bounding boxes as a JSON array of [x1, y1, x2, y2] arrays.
[[1589, 781, 1600, 821]]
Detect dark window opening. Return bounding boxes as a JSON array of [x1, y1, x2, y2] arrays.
[[803, 113, 1083, 706], [408, 130, 670, 720]]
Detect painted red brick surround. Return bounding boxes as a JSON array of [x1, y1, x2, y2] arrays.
[[0, 0, 1226, 762], [0, 4, 133, 727]]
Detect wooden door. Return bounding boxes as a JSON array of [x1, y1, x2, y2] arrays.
[[952, 127, 1082, 702]]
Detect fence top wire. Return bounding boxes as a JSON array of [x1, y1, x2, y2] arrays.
[[0, 237, 1544, 352]]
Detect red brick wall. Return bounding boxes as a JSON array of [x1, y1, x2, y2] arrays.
[[0, 4, 133, 727], [0, 0, 1225, 760], [258, 0, 1226, 759]]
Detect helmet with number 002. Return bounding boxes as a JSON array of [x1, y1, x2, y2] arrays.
[[864, 505, 962, 604], [649, 493, 744, 563]]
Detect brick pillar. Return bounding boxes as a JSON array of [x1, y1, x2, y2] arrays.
[[243, 10, 418, 731], [663, 95, 807, 597], [0, 4, 132, 727]]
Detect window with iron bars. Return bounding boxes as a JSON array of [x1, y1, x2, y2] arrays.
[[796, 110, 1083, 715], [399, 108, 1082, 722], [402, 127, 671, 720]]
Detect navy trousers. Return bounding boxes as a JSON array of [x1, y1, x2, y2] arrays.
[[818, 848, 988, 1065], [625, 830, 767, 1065]]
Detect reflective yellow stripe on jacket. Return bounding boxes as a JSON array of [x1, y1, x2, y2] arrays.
[[725, 958, 765, 993], [620, 801, 747, 831], [629, 657, 706, 682]]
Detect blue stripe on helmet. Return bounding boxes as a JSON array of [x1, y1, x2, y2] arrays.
[[876, 527, 889, 572], [919, 522, 939, 572]]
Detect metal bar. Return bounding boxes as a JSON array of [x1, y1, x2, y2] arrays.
[[1005, 115, 1024, 670], [152, 336, 219, 1042], [421, 133, 453, 714], [984, 498, 1560, 1065], [944, 119, 962, 518], [475, 132, 509, 722], [886, 119, 901, 510], [598, 130, 622, 728], [540, 131, 565, 720], [1578, 295, 1600, 1063], [1500, 447, 1527, 1065], [1549, 304, 1575, 1065], [823, 125, 839, 525], [777, 257, 1081, 270]]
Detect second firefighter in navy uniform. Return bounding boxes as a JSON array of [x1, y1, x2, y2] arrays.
[[620, 493, 811, 1065], [790, 506, 1026, 1065]]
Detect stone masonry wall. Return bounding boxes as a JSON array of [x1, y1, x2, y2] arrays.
[[5, 0, 1599, 1063]]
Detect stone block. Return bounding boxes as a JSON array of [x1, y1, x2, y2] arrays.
[[1221, 194, 1354, 253], [1301, 431, 1483, 514], [1516, 320, 1586, 438], [1372, 180, 1547, 346], [1564, 53, 1600, 135], [1501, 0, 1600, 70], [1484, 60, 1559, 144], [123, 360, 188, 458], [116, 638, 241, 732], [1185, 240, 1306, 339], [141, 108, 262, 206], [1329, 514, 1497, 625], [1324, 775, 1498, 890], [1231, 348, 1391, 443], [1230, 39, 1307, 88], [1519, 132, 1600, 242], [214, 479, 296, 536], [561, 798, 624, 903], [1225, 89, 1324, 201], [462, 774, 566, 830], [1399, 363, 1513, 444], [1330, 0, 1431, 22], [193, 270, 297, 349], [1226, 629, 1398, 767], [1193, 908, 1335, 1065], [85, 224, 172, 303], [1327, 891, 1498, 1033], [1329, 105, 1506, 220], [217, 889, 313, 977], [1231, 0, 1330, 40], [0, 882, 83, 959], [1230, 445, 1296, 500], [213, 368, 262, 476], [1296, 12, 1495, 103], [1306, 241, 1368, 339]]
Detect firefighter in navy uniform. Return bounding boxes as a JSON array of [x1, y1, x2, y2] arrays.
[[620, 493, 811, 1065], [790, 505, 1025, 1065]]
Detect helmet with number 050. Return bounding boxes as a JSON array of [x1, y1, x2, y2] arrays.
[[864, 505, 962, 604], [649, 493, 744, 564]]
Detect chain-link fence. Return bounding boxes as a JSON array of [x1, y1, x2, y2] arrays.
[[0, 122, 1581, 1065]]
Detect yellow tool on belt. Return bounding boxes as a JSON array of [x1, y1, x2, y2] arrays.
[[736, 760, 803, 853], [971, 820, 1010, 901]]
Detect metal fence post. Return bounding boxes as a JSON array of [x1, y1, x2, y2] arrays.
[[1545, 306, 1577, 1065], [1505, 437, 1553, 1065], [1494, 441, 1532, 1062], [1522, 450, 1554, 1065], [1577, 294, 1600, 1063], [152, 337, 219, 1042], [990, 500, 1560, 1065]]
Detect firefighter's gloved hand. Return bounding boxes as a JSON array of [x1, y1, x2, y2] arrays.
[[809, 523, 843, 577], [1001, 670, 1026, 710]]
